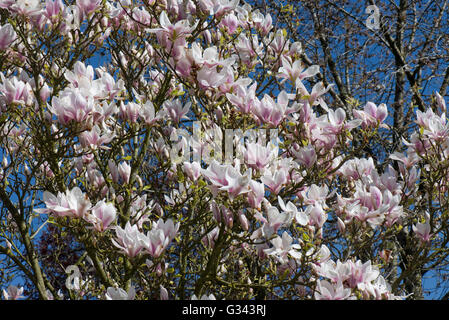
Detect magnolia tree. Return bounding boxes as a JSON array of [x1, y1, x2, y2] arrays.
[[0, 0, 447, 301]]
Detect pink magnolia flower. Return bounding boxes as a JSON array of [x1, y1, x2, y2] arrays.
[[148, 11, 198, 55], [264, 231, 302, 264], [37, 187, 92, 218], [76, 0, 101, 16], [277, 55, 319, 84], [293, 145, 316, 168], [64, 61, 94, 88], [314, 280, 352, 300], [337, 157, 376, 180], [79, 125, 115, 150], [306, 203, 327, 229], [307, 82, 333, 109], [120, 102, 140, 123], [191, 43, 233, 68], [197, 65, 228, 89], [435, 91, 446, 116], [201, 160, 251, 199], [323, 108, 347, 134], [108, 160, 131, 185], [139, 101, 160, 126], [252, 10, 272, 35], [95, 71, 124, 100], [235, 33, 262, 67], [0, 74, 33, 105], [44, 0, 65, 23], [144, 218, 179, 258], [2, 285, 24, 300], [160, 285, 169, 300], [247, 180, 265, 209], [413, 220, 432, 243], [278, 196, 309, 226], [162, 99, 190, 123], [416, 108, 449, 142], [112, 222, 147, 258], [353, 102, 388, 128], [49, 89, 94, 125], [313, 259, 351, 284], [118, 161, 131, 184], [226, 81, 258, 113], [219, 13, 239, 33], [243, 142, 277, 171], [259, 206, 293, 237], [6, 0, 41, 16], [0, 23, 17, 50], [253, 91, 291, 127], [105, 286, 136, 300], [299, 184, 329, 207], [346, 260, 380, 290], [183, 161, 201, 181], [261, 168, 287, 195], [86, 200, 117, 232]]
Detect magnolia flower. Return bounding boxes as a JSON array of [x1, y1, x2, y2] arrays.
[[148, 11, 198, 54], [197, 65, 227, 89], [264, 231, 302, 264], [183, 161, 201, 181], [112, 222, 147, 258], [293, 145, 316, 168], [247, 180, 265, 209], [162, 99, 190, 123], [244, 142, 277, 171], [44, 0, 65, 22], [139, 101, 160, 126], [120, 102, 140, 123], [191, 294, 216, 300], [259, 206, 293, 238], [0, 23, 17, 50], [413, 220, 432, 243], [86, 201, 117, 232], [261, 168, 287, 195], [314, 280, 352, 300], [226, 82, 258, 113], [7, 0, 41, 16], [306, 203, 327, 229], [0, 74, 33, 105], [143, 219, 179, 258], [160, 285, 169, 300], [95, 71, 124, 100], [219, 12, 239, 33], [76, 0, 101, 16], [49, 89, 94, 126], [346, 260, 380, 290], [253, 92, 290, 127], [2, 285, 24, 300], [353, 102, 388, 128], [192, 43, 228, 68], [278, 196, 308, 226], [64, 61, 94, 88], [37, 187, 92, 218], [201, 160, 251, 200], [105, 286, 136, 300], [79, 125, 115, 150], [277, 55, 319, 84]]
